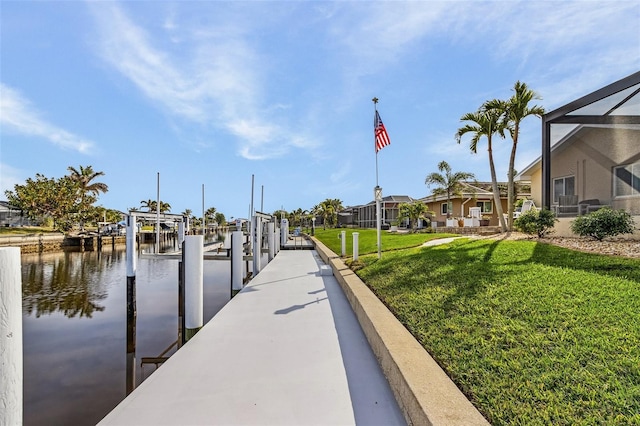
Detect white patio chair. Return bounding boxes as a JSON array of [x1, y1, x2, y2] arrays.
[[514, 200, 535, 219]]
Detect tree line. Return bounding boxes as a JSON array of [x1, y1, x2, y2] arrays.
[[4, 165, 228, 232], [4, 165, 115, 232], [274, 198, 344, 230]]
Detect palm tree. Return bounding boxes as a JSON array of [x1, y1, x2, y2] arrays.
[[205, 207, 217, 218], [425, 160, 475, 219], [486, 81, 544, 230], [456, 106, 507, 232], [317, 200, 335, 230], [67, 165, 108, 199], [398, 201, 431, 232], [140, 199, 171, 213], [272, 209, 288, 226], [290, 208, 307, 227], [66, 166, 108, 230], [327, 199, 343, 227], [204, 207, 217, 227], [317, 198, 343, 228], [214, 212, 226, 227], [140, 199, 154, 212], [67, 165, 108, 217]]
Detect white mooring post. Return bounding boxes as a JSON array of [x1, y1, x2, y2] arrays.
[[252, 216, 262, 275], [184, 235, 204, 341], [178, 217, 186, 247], [231, 231, 243, 291], [267, 222, 275, 262], [353, 232, 359, 261], [340, 230, 346, 257], [125, 214, 137, 395], [126, 214, 137, 317], [275, 226, 280, 254], [126, 214, 138, 278], [281, 218, 289, 247], [0, 247, 22, 426]]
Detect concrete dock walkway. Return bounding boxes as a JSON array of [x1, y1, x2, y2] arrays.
[[99, 250, 405, 425]]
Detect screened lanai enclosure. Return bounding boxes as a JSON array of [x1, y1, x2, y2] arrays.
[[517, 72, 639, 221], [541, 71, 640, 216]]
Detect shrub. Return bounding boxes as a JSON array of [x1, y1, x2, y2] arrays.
[[571, 207, 635, 241], [514, 208, 557, 238]]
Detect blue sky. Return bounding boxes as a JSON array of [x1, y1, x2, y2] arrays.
[[1, 1, 639, 220]]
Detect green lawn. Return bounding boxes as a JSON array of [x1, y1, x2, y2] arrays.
[[315, 233, 640, 425], [312, 227, 456, 255]]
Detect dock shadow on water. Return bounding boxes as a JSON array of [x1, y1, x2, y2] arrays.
[[21, 234, 232, 426]]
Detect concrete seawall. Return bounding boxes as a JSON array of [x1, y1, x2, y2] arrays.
[[311, 237, 489, 426], [0, 234, 126, 254]]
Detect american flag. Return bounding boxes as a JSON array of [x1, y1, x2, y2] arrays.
[[374, 110, 390, 153]]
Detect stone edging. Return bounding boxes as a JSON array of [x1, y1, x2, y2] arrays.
[[311, 236, 490, 426]]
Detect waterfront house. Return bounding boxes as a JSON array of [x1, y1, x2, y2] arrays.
[[340, 195, 415, 229], [418, 181, 531, 227], [0, 201, 36, 227]]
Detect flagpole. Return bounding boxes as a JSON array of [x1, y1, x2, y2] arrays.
[[372, 97, 381, 259], [373, 97, 379, 187]]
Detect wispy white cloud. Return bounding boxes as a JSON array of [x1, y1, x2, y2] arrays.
[[0, 83, 95, 154], [488, 2, 639, 107], [327, 2, 447, 65], [330, 1, 639, 101], [84, 1, 638, 167], [87, 2, 315, 160]]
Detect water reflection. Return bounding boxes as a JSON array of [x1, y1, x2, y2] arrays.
[[21, 236, 185, 319], [22, 231, 235, 426], [22, 250, 120, 318]]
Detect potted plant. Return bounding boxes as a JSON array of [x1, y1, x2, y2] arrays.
[[456, 217, 465, 227], [479, 215, 490, 226], [390, 220, 399, 232]]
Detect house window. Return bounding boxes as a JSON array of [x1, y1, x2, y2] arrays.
[[476, 201, 493, 213], [553, 176, 575, 203], [441, 202, 450, 216], [614, 162, 640, 197]]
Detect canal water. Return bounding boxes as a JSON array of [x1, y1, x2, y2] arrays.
[[21, 234, 237, 425]]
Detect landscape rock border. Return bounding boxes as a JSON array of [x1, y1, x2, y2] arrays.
[[477, 232, 640, 259]]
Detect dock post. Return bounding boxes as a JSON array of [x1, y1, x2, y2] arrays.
[[184, 235, 204, 341], [178, 257, 184, 347], [178, 217, 186, 248], [231, 231, 243, 292], [125, 214, 137, 395], [341, 230, 346, 257], [275, 225, 280, 255], [267, 222, 275, 262], [281, 218, 289, 248], [353, 232, 359, 261], [0, 247, 22, 426], [252, 216, 262, 275]]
